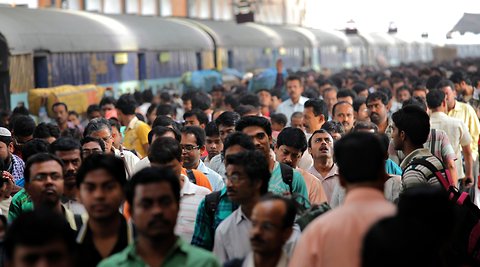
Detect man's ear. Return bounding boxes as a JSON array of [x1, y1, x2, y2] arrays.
[[8, 142, 14, 154]]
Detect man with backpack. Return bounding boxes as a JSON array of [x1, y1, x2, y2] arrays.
[[391, 105, 445, 190]]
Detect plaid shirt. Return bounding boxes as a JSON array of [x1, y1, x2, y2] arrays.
[[191, 187, 238, 251]]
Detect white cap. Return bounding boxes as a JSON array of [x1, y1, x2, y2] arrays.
[[0, 127, 11, 137]]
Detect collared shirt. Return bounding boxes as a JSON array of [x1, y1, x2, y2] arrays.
[[400, 148, 444, 191], [98, 237, 220, 267], [449, 100, 480, 159], [270, 162, 310, 208], [388, 128, 456, 166], [176, 176, 211, 243], [296, 168, 328, 205], [430, 111, 472, 178], [8, 188, 32, 222], [308, 163, 339, 203], [61, 197, 86, 215], [191, 187, 238, 251], [196, 160, 225, 191], [242, 251, 289, 267], [288, 187, 396, 267], [123, 116, 151, 159], [76, 214, 134, 267], [275, 96, 309, 125], [208, 154, 226, 180], [113, 147, 140, 179]]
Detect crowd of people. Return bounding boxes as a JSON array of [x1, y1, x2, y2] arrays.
[[0, 59, 480, 267]]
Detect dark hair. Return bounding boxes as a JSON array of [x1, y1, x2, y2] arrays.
[[304, 99, 328, 119], [80, 136, 106, 152], [337, 89, 357, 100], [235, 105, 257, 117], [211, 84, 226, 93], [142, 89, 154, 103], [352, 82, 368, 95], [116, 94, 137, 115], [435, 79, 455, 91], [11, 106, 29, 117], [68, 111, 79, 118], [425, 75, 442, 91], [450, 71, 470, 85], [239, 93, 260, 108], [223, 132, 255, 154], [25, 153, 64, 183], [86, 104, 101, 117], [332, 101, 353, 117], [215, 111, 241, 128], [396, 85, 411, 96], [286, 75, 302, 84], [156, 104, 175, 117], [270, 113, 288, 127], [22, 139, 50, 162], [258, 194, 297, 228], [126, 167, 181, 209], [99, 96, 116, 108], [108, 118, 121, 131], [12, 115, 35, 138], [352, 97, 366, 112], [183, 109, 209, 126], [51, 102, 68, 112], [83, 118, 112, 138], [321, 121, 345, 135], [402, 96, 427, 111], [276, 127, 307, 153], [225, 150, 271, 195], [191, 91, 212, 111], [236, 116, 272, 137], [76, 153, 126, 188], [353, 121, 378, 133], [181, 126, 206, 147], [302, 88, 319, 99], [224, 94, 240, 110], [181, 91, 195, 102], [426, 90, 445, 109], [49, 137, 82, 155], [148, 126, 181, 144], [205, 121, 219, 138], [290, 111, 303, 120], [152, 115, 178, 130], [149, 137, 182, 164], [4, 209, 76, 262], [366, 91, 389, 105], [307, 129, 331, 148], [392, 105, 430, 146], [334, 132, 385, 183]]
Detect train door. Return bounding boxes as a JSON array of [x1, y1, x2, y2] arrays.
[[0, 34, 9, 110], [34, 55, 48, 88]]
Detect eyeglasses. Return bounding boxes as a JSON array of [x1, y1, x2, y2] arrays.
[[83, 148, 103, 156], [226, 174, 245, 184], [32, 173, 63, 182], [181, 144, 200, 152]]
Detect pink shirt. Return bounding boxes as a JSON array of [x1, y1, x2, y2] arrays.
[[289, 187, 396, 267]]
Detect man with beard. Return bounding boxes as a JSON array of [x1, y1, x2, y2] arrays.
[[23, 153, 79, 230], [0, 127, 24, 187], [50, 137, 86, 215], [99, 167, 220, 267], [213, 151, 271, 263], [366, 92, 392, 136], [224, 195, 296, 267], [332, 101, 355, 133], [76, 154, 133, 267]]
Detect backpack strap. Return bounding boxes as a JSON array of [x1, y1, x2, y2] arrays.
[[409, 157, 453, 190], [430, 129, 436, 155], [119, 146, 132, 179], [205, 190, 222, 226], [74, 214, 84, 233], [279, 162, 294, 195], [186, 169, 196, 184]]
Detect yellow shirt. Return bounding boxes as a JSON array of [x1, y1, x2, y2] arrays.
[[123, 117, 151, 158], [449, 101, 480, 159]]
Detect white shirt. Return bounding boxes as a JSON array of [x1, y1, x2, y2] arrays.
[[275, 96, 309, 125], [113, 148, 140, 179], [133, 156, 150, 174], [176, 175, 211, 243], [196, 160, 225, 191], [242, 251, 289, 267]]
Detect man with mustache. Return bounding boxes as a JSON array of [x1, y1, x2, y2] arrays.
[[76, 154, 133, 267], [50, 137, 86, 215], [99, 167, 220, 267], [366, 92, 392, 136], [24, 153, 80, 230], [224, 195, 296, 267], [332, 101, 355, 133], [213, 150, 271, 263]]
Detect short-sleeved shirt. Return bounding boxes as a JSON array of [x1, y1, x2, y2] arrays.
[[308, 164, 340, 203], [208, 154, 226, 180], [196, 160, 225, 191], [8, 188, 32, 222], [98, 237, 220, 267], [449, 100, 480, 159], [123, 117, 151, 159], [400, 148, 445, 191], [270, 162, 310, 208], [275, 96, 309, 125]]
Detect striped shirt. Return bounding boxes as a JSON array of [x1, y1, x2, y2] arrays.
[[176, 175, 211, 243], [400, 148, 444, 191]]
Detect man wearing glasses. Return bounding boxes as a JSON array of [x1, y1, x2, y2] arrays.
[[80, 136, 105, 159], [181, 126, 224, 191]]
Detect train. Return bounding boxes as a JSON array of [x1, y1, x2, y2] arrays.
[[0, 6, 479, 111]]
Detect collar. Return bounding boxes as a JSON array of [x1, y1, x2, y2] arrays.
[[344, 187, 387, 205], [62, 204, 78, 231], [400, 148, 431, 169], [76, 214, 135, 245], [309, 163, 338, 180], [127, 116, 139, 130], [286, 96, 308, 107], [196, 160, 209, 173], [124, 237, 187, 263], [243, 251, 288, 267], [430, 111, 449, 119], [451, 100, 463, 113], [234, 207, 249, 225], [180, 174, 197, 196]]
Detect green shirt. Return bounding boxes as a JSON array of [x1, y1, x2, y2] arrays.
[[8, 189, 33, 222], [98, 237, 220, 267], [270, 162, 310, 208]]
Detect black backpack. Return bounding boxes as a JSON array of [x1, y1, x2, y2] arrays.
[[409, 157, 480, 264]]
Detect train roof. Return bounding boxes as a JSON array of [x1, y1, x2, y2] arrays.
[[264, 25, 313, 48], [307, 28, 349, 47], [0, 7, 137, 55]]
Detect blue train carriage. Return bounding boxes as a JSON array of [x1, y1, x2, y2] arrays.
[[0, 7, 138, 110], [177, 18, 283, 73]]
